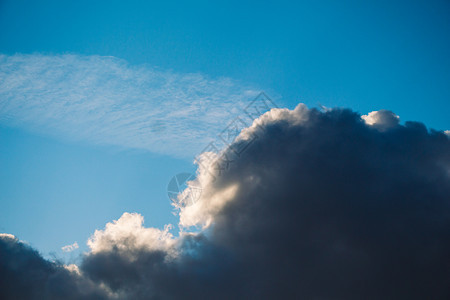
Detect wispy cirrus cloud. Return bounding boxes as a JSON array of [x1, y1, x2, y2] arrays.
[[0, 53, 259, 157]]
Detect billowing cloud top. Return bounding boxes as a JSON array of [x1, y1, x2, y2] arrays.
[[87, 212, 175, 255], [1, 105, 449, 299], [361, 109, 400, 131]]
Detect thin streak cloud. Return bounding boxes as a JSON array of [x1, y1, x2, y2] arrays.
[[61, 242, 79, 253], [0, 54, 259, 157]]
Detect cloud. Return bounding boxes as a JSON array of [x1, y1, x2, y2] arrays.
[[1, 104, 449, 299], [0, 234, 111, 299], [0, 233, 16, 240], [62, 242, 79, 253], [87, 212, 175, 255], [0, 53, 259, 157], [361, 109, 400, 131]]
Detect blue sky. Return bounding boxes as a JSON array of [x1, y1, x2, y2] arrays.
[[1, 0, 449, 258]]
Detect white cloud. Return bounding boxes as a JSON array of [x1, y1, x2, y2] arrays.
[[87, 212, 175, 256], [0, 53, 260, 157], [0, 233, 16, 240], [361, 109, 400, 131], [61, 241, 79, 252]]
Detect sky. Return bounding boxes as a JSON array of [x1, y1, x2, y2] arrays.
[[0, 0, 449, 273]]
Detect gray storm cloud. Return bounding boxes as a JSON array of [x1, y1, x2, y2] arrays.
[[1, 105, 449, 299]]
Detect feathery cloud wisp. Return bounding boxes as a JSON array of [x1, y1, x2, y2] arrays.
[[0, 53, 259, 157]]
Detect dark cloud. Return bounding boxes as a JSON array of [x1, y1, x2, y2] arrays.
[[0, 234, 109, 299], [1, 105, 449, 299], [206, 107, 450, 299]]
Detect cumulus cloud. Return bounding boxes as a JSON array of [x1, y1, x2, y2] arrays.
[[1, 104, 450, 299], [361, 109, 400, 131], [0, 53, 259, 157], [87, 212, 175, 255], [0, 233, 16, 240]]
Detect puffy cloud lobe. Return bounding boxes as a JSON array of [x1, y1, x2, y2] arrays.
[[0, 233, 15, 240], [1, 105, 450, 299], [87, 212, 175, 255], [361, 109, 400, 131]]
